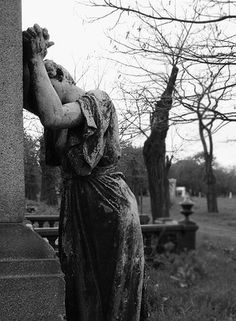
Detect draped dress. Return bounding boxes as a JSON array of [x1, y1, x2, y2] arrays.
[[45, 90, 145, 321]]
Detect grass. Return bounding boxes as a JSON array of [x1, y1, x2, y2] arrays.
[[141, 196, 236, 321], [139, 195, 236, 222], [145, 242, 236, 321]]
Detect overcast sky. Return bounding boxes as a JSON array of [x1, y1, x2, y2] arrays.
[[22, 0, 236, 168]]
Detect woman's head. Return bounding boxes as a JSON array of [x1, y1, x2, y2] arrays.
[[44, 59, 76, 85], [44, 59, 79, 102]]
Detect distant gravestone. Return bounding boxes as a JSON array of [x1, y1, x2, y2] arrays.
[[169, 178, 177, 204], [176, 186, 186, 198], [0, 1, 65, 319]]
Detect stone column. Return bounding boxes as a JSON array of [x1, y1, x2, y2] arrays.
[[0, 1, 65, 319], [0, 1, 25, 222]]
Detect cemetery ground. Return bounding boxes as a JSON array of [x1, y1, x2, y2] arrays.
[[26, 197, 236, 321], [142, 196, 236, 321]]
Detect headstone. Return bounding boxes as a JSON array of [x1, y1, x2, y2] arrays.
[[176, 186, 186, 198], [169, 178, 177, 204], [0, 1, 65, 319]]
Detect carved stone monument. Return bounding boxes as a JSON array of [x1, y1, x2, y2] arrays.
[[0, 1, 65, 319]]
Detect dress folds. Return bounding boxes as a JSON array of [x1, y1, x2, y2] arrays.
[[52, 90, 144, 321]]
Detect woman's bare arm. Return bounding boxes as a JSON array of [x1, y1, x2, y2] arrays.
[[23, 24, 84, 129]]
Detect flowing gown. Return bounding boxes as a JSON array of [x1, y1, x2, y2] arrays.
[[47, 90, 145, 321]]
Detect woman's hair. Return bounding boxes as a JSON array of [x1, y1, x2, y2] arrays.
[[44, 59, 76, 85]]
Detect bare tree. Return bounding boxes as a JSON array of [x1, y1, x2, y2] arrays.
[[77, 0, 236, 217], [175, 60, 236, 212], [82, 0, 236, 24], [143, 65, 178, 220]]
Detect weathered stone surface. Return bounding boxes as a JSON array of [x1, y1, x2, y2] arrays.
[[0, 0, 24, 222], [0, 224, 65, 320], [0, 2, 65, 320], [0, 270, 64, 321], [0, 223, 58, 259]]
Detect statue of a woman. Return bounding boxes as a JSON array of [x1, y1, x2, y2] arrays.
[[23, 24, 145, 321]]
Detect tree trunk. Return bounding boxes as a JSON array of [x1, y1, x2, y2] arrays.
[[40, 162, 58, 206], [143, 65, 178, 222], [207, 182, 218, 212], [143, 135, 170, 221], [205, 159, 218, 212], [39, 136, 58, 206]]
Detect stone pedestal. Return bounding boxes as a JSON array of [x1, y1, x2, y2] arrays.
[[0, 1, 65, 319], [178, 221, 199, 251], [0, 224, 65, 321]]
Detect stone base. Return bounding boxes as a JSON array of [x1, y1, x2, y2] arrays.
[[0, 223, 65, 321]]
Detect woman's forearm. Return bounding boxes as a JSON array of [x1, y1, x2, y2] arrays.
[[28, 56, 64, 127]]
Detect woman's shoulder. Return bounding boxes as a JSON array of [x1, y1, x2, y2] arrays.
[[86, 89, 111, 102]]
